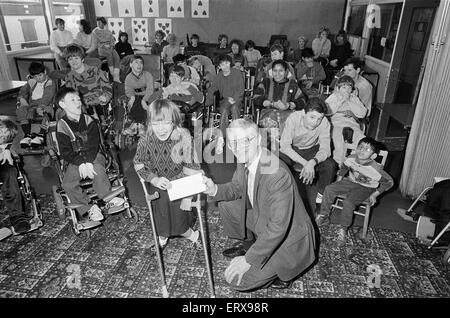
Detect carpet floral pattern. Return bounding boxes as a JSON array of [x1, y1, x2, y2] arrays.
[[0, 195, 449, 298]]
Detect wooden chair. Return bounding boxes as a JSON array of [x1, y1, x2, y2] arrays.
[[330, 146, 389, 239]]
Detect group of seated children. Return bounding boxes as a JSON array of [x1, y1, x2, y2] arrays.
[[279, 97, 393, 245]]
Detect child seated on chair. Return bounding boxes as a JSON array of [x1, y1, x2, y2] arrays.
[[63, 44, 112, 122], [205, 54, 244, 139], [55, 87, 124, 222], [173, 54, 200, 86], [122, 55, 154, 136], [0, 117, 31, 234], [295, 48, 326, 91], [315, 137, 393, 246], [325, 75, 367, 166], [134, 99, 203, 249], [17, 62, 56, 148]]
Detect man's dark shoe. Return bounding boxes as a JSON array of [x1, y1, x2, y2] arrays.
[[222, 242, 247, 259], [270, 278, 293, 290], [11, 216, 31, 234]]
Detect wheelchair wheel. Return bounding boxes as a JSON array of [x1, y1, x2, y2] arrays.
[[52, 185, 66, 220], [121, 207, 139, 224], [444, 245, 450, 265]]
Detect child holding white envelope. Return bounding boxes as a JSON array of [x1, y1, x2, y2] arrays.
[[134, 99, 204, 249]]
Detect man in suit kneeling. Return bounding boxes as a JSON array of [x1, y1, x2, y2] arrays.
[[203, 118, 316, 292]]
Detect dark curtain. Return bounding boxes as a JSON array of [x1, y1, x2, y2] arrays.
[[82, 0, 97, 28]]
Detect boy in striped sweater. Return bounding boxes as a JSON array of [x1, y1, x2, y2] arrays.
[[315, 137, 393, 245]]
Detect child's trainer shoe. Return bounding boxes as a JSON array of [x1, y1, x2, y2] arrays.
[[20, 135, 32, 148], [88, 204, 104, 222]]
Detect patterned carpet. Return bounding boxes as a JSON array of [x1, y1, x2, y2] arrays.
[[0, 195, 449, 298]]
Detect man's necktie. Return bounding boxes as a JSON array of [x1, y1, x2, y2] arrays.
[[239, 166, 250, 237]]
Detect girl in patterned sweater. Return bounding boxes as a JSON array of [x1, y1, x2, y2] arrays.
[[134, 99, 203, 249]]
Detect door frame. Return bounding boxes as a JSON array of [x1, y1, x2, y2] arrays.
[[384, 0, 440, 103]]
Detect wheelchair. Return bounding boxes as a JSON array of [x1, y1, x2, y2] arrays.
[[0, 151, 43, 241], [46, 112, 138, 238], [112, 94, 143, 151]]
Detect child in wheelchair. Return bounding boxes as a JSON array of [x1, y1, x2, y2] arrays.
[[55, 87, 124, 222], [63, 44, 112, 125], [0, 117, 34, 236], [121, 55, 154, 136], [17, 62, 57, 148], [173, 54, 201, 86]]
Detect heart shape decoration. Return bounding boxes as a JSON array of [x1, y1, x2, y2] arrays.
[[170, 6, 175, 12], [134, 20, 138, 25], [177, 7, 182, 12], [125, 9, 129, 14], [193, 10, 198, 15], [100, 1, 104, 6], [202, 10, 207, 15], [198, 1, 202, 6], [110, 22, 114, 26]]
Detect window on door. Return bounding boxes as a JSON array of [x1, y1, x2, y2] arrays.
[[0, 0, 85, 52], [366, 3, 403, 63]]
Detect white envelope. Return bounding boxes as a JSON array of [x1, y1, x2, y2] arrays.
[[167, 173, 206, 201]]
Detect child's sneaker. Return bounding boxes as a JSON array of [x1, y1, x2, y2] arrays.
[[109, 197, 125, 207], [315, 214, 330, 227], [316, 193, 323, 204], [88, 204, 104, 222], [337, 227, 347, 247], [20, 135, 32, 148], [30, 135, 44, 147]]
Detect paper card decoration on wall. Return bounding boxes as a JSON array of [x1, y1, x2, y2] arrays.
[[366, 4, 381, 29], [94, 0, 112, 17], [191, 0, 209, 18], [167, 0, 184, 18], [118, 0, 136, 17], [107, 18, 125, 40], [142, 0, 159, 17], [155, 18, 172, 38], [131, 18, 149, 45]]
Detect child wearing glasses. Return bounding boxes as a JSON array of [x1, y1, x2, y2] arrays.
[[134, 99, 203, 249], [325, 75, 367, 166], [16, 62, 56, 148], [315, 137, 393, 246]]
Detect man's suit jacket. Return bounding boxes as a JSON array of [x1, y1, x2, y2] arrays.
[[214, 148, 316, 281]]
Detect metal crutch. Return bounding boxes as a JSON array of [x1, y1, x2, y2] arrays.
[[192, 194, 215, 297], [139, 177, 169, 298]]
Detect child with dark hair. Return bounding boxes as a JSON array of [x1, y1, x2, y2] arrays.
[[326, 75, 367, 166], [87, 17, 121, 82], [173, 54, 200, 86], [280, 97, 337, 213], [185, 34, 205, 57], [115, 32, 134, 60], [205, 54, 245, 138], [74, 19, 93, 52], [295, 47, 326, 90], [316, 137, 393, 246], [243, 40, 261, 69], [122, 55, 154, 135], [0, 117, 31, 234], [253, 60, 304, 138], [150, 30, 169, 55], [228, 39, 248, 69], [255, 44, 296, 84], [55, 87, 125, 222], [64, 44, 112, 119], [150, 65, 204, 111], [17, 62, 56, 147]]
